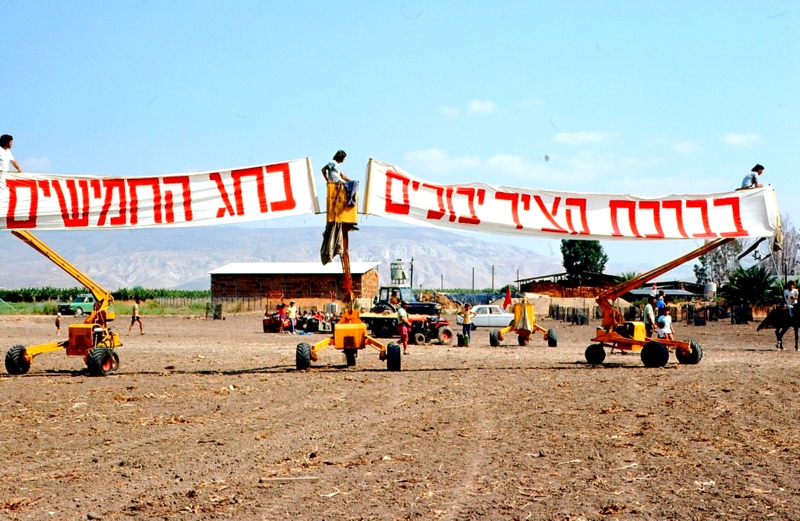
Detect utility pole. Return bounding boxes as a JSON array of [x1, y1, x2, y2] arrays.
[[410, 257, 414, 288], [472, 267, 475, 291], [440, 274, 443, 291], [491, 265, 495, 292]]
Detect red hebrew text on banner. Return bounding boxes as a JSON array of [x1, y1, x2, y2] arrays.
[[0, 159, 316, 230], [363, 160, 778, 240]]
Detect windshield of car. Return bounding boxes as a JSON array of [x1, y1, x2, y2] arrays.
[[73, 296, 93, 303]]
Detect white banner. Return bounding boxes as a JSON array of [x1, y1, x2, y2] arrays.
[[364, 159, 779, 239], [0, 159, 319, 230]]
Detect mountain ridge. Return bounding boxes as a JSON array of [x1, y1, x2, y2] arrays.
[[0, 226, 693, 290]]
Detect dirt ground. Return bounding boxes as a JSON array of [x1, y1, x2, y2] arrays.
[[1, 312, 799, 520]]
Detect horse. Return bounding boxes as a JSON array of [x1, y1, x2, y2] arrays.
[[757, 306, 800, 351]]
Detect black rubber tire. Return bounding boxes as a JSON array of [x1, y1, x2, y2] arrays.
[[518, 335, 530, 346], [641, 341, 670, 368], [296, 343, 311, 370], [372, 303, 397, 314], [344, 348, 357, 367], [489, 329, 500, 347], [456, 333, 464, 347], [547, 328, 558, 347], [676, 340, 703, 364], [5, 344, 31, 375], [87, 347, 114, 376], [386, 342, 401, 371], [437, 327, 454, 345], [585, 344, 606, 364], [75, 308, 84, 316], [377, 321, 396, 338], [412, 332, 426, 345]]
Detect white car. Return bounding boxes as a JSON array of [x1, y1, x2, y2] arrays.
[[456, 305, 514, 328]]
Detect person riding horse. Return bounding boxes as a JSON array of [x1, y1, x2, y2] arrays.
[[758, 304, 800, 351]]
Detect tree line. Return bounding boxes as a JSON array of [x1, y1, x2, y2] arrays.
[[0, 286, 210, 303]]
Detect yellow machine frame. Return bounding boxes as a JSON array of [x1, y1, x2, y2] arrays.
[[490, 298, 556, 347], [5, 231, 122, 376], [296, 184, 394, 370], [587, 237, 733, 366]]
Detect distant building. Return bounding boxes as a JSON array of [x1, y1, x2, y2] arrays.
[[209, 262, 380, 310]]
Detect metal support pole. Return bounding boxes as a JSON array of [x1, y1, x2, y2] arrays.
[[492, 265, 495, 292]]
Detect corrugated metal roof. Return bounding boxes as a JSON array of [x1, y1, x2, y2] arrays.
[[208, 262, 380, 276], [628, 289, 697, 297]]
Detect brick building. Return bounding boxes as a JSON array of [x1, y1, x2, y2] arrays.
[[208, 262, 380, 312]]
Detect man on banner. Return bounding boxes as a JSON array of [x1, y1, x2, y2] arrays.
[[0, 134, 23, 173]]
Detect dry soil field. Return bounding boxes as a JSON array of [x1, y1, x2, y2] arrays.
[[1, 313, 799, 520]]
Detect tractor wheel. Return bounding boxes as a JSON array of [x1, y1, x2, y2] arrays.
[[489, 329, 500, 347], [110, 350, 120, 371], [296, 343, 311, 370], [344, 348, 357, 367], [412, 332, 426, 345], [585, 344, 606, 364], [377, 321, 396, 338], [518, 335, 530, 346], [547, 328, 558, 347], [676, 340, 703, 365], [87, 347, 114, 376], [386, 342, 401, 371], [5, 345, 31, 375], [641, 341, 669, 368], [372, 303, 396, 315], [437, 327, 454, 345]]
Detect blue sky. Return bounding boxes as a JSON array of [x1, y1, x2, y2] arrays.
[[2, 1, 797, 275]]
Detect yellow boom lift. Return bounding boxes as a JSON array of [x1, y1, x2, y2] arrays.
[[489, 298, 558, 347], [295, 184, 398, 370], [4, 231, 122, 376], [586, 237, 732, 367]]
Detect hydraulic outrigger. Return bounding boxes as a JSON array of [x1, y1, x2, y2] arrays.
[[4, 231, 122, 376], [295, 184, 399, 371], [586, 237, 733, 367]]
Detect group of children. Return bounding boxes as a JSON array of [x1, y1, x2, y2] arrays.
[[644, 292, 675, 341]]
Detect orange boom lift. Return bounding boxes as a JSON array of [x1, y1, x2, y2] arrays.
[[586, 237, 733, 367]]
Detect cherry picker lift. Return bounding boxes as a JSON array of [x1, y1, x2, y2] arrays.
[[295, 183, 399, 371], [4, 231, 122, 376], [586, 237, 733, 367]]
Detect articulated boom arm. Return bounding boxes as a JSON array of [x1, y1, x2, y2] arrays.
[[12, 231, 114, 324], [596, 237, 733, 330]]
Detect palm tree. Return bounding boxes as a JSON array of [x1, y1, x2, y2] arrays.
[[720, 266, 781, 312]]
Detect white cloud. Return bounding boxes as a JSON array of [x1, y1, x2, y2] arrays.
[[438, 106, 460, 117], [22, 157, 52, 172], [673, 140, 703, 155], [403, 149, 546, 180], [403, 148, 481, 174], [552, 131, 617, 145], [719, 133, 763, 147], [466, 100, 497, 114], [621, 156, 665, 168]]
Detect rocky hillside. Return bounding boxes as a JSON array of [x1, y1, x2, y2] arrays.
[[0, 226, 564, 290], [1, 226, 697, 291]]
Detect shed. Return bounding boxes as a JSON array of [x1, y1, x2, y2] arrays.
[[208, 261, 380, 311]]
